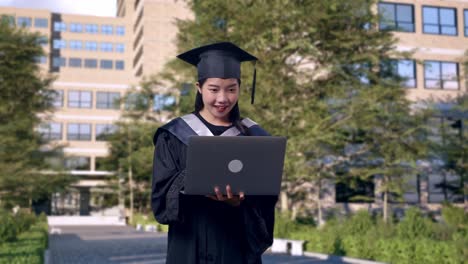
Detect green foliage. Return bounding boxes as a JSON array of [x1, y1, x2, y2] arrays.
[[0, 221, 48, 264], [397, 207, 434, 239], [130, 213, 168, 233], [0, 18, 71, 209], [14, 210, 37, 234], [275, 206, 465, 263], [342, 210, 373, 236], [0, 211, 17, 243], [162, 0, 430, 225], [441, 203, 467, 230]]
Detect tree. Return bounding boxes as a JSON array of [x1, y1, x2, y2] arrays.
[[0, 19, 72, 210], [103, 77, 166, 221], [159, 0, 427, 224]]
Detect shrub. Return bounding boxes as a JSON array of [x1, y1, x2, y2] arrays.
[[397, 207, 434, 239], [374, 238, 415, 264], [0, 221, 49, 264], [274, 211, 296, 238], [342, 210, 374, 236], [341, 235, 375, 260], [441, 203, 467, 230], [14, 210, 36, 234], [0, 211, 17, 244]]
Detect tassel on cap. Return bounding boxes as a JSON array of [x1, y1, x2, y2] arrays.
[[251, 61, 257, 104]]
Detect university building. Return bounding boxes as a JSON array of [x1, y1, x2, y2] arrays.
[[0, 0, 466, 216], [0, 0, 192, 215], [314, 0, 468, 216]]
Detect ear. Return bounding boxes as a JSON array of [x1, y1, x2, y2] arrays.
[[195, 82, 202, 94]]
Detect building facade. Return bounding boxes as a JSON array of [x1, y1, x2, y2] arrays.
[[0, 0, 192, 215]]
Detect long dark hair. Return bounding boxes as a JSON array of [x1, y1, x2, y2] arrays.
[[195, 79, 247, 135]]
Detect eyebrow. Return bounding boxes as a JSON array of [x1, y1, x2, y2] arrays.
[[207, 83, 239, 89]]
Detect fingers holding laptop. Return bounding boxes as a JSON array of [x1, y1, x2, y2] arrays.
[[207, 185, 245, 207]]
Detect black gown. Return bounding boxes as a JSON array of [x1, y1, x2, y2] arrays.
[[152, 113, 277, 264]]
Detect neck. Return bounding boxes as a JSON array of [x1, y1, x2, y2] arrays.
[[198, 109, 231, 126]]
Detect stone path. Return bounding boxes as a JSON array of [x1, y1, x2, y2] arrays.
[[48, 226, 353, 264]]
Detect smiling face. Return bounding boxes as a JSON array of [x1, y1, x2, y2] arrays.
[[196, 78, 240, 126]]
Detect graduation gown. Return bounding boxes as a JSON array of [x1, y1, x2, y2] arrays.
[[152, 113, 277, 264]]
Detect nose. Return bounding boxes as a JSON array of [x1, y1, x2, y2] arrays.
[[216, 91, 228, 103]]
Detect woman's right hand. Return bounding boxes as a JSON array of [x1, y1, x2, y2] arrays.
[[206, 185, 245, 207]]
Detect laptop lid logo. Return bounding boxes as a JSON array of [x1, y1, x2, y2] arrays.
[[228, 159, 243, 173]]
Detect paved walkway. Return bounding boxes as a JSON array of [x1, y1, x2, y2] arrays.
[[48, 226, 352, 264]]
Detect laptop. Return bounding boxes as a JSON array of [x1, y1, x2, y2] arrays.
[[184, 136, 287, 195]]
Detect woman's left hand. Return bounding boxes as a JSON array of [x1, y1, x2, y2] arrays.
[[207, 185, 245, 207]]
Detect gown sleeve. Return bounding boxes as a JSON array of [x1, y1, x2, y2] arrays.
[[242, 195, 278, 263], [151, 130, 186, 224]]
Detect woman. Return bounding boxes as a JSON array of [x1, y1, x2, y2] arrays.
[[152, 42, 277, 264]]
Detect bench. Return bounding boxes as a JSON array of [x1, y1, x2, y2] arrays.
[[271, 238, 306, 256]]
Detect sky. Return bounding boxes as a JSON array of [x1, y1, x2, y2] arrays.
[[0, 0, 117, 17]]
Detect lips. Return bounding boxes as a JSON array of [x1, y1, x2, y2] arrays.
[[214, 105, 228, 112]]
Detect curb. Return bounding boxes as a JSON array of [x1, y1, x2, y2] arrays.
[[44, 249, 50, 264], [304, 252, 387, 264]]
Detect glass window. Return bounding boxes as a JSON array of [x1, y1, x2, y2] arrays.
[[100, 60, 113, 69], [53, 21, 66, 32], [153, 94, 176, 111], [84, 59, 98, 68], [17, 17, 32, 27], [52, 90, 63, 107], [52, 56, 66, 67], [1, 15, 15, 26], [115, 60, 125, 70], [378, 2, 414, 32], [465, 10, 468, 36], [67, 124, 91, 141], [68, 90, 92, 108], [335, 177, 375, 203], [37, 36, 48, 46], [34, 56, 47, 64], [96, 92, 120, 109], [53, 39, 66, 49], [85, 24, 98, 33], [101, 24, 113, 35], [69, 23, 83, 33], [125, 93, 149, 110], [428, 173, 463, 203], [34, 18, 48, 28], [116, 26, 125, 35], [423, 6, 457, 36], [69, 58, 82, 68], [85, 41, 98, 51], [96, 124, 117, 141], [100, 42, 113, 52], [38, 123, 62, 140], [424, 61, 459, 90], [64, 156, 90, 170], [115, 43, 125, 53], [69, 40, 82, 50], [381, 59, 416, 88]]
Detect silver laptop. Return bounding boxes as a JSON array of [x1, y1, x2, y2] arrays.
[[184, 136, 287, 195]]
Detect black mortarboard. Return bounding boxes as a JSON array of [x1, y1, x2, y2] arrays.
[[177, 42, 258, 104]]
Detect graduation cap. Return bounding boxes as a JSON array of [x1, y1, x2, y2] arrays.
[[177, 42, 258, 104]]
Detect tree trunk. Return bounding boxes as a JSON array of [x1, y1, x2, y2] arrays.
[[280, 191, 288, 213], [127, 128, 134, 224], [383, 190, 388, 223], [317, 178, 324, 227], [128, 162, 134, 224]]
